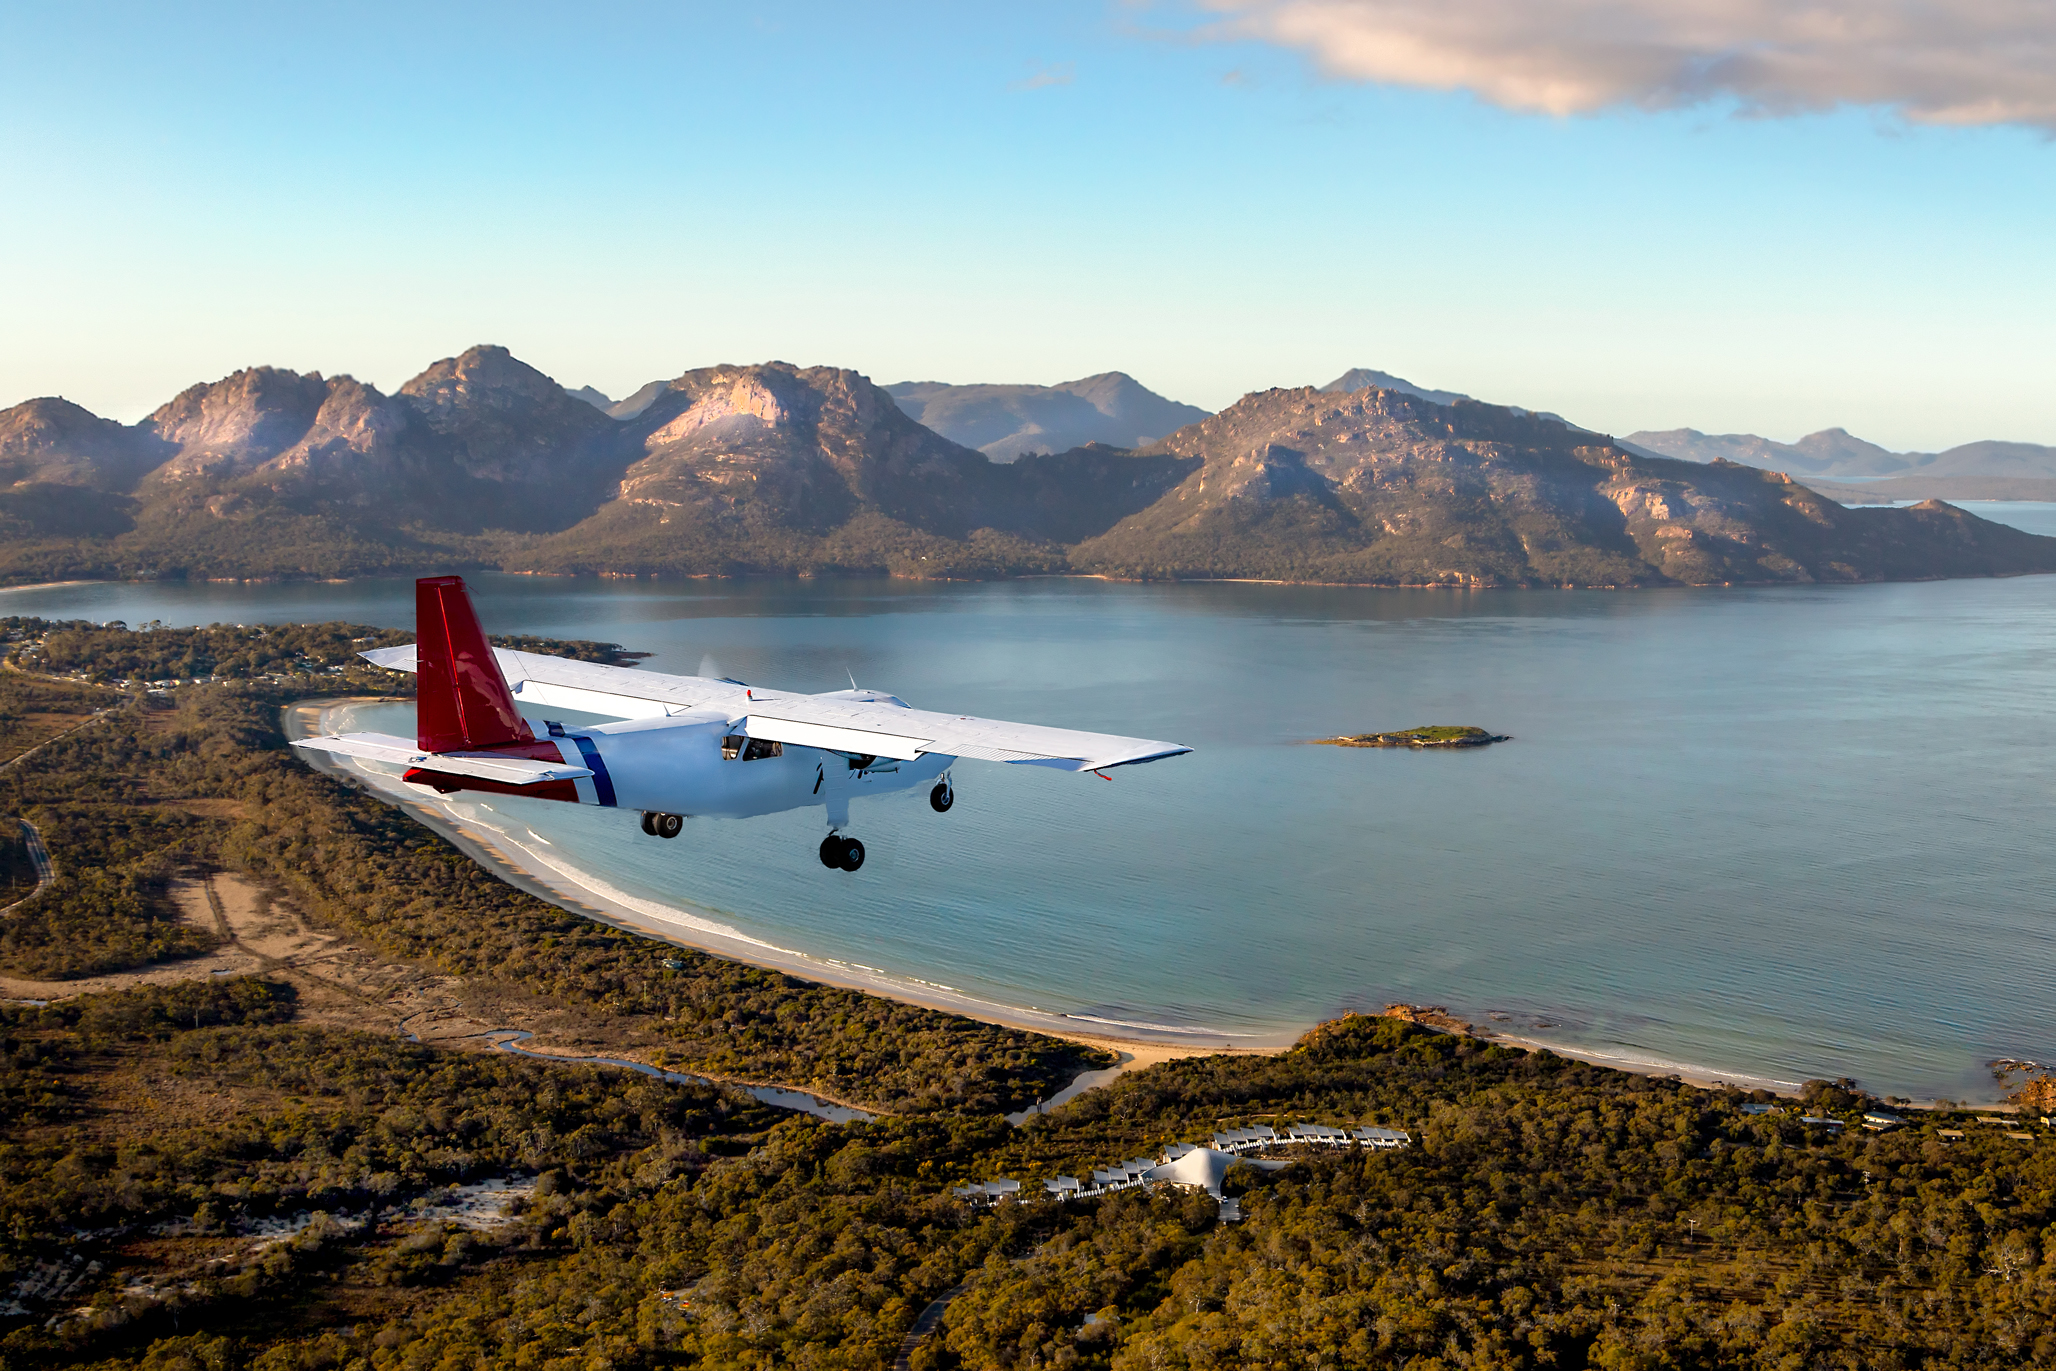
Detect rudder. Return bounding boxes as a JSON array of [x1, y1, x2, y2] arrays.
[[416, 575, 531, 753]]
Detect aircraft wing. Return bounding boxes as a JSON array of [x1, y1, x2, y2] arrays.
[[291, 730, 594, 785], [359, 646, 1190, 772], [737, 698, 1188, 771]]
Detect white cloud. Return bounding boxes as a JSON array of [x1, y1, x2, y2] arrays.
[[1012, 61, 1078, 91], [1191, 0, 2056, 129]]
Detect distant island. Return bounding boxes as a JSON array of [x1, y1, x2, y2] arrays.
[[1314, 725, 1510, 748]]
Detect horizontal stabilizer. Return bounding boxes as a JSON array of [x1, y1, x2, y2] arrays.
[[291, 732, 593, 785]]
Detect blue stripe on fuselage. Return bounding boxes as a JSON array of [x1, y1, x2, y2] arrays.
[[571, 736, 617, 807]]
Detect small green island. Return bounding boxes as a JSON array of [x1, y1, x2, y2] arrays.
[[1314, 724, 1511, 748]]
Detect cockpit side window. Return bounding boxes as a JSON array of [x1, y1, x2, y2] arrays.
[[721, 735, 783, 761]]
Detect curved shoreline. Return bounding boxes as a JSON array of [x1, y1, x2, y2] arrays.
[[283, 698, 1267, 1075], [283, 696, 1932, 1106]]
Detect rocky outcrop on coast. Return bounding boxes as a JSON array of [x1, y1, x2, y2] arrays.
[[1379, 1004, 1476, 1034]]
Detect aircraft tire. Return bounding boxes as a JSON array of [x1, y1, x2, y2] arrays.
[[640, 811, 657, 836], [655, 813, 684, 839], [929, 781, 954, 813], [819, 835, 843, 868], [838, 837, 866, 872]]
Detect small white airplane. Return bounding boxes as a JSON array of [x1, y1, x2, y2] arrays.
[[293, 576, 1191, 871]]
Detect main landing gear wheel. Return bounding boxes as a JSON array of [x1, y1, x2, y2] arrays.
[[929, 780, 954, 813], [819, 834, 865, 872], [642, 812, 683, 839]]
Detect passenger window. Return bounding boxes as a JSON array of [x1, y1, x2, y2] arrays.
[[721, 735, 782, 761]]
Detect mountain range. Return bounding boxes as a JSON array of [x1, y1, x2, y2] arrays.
[[879, 374, 1207, 462], [1624, 426, 2056, 501], [1066, 388, 2048, 586], [3, 346, 2051, 588], [1315, 368, 1580, 429]]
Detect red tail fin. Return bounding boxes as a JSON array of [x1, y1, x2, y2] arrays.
[[416, 575, 532, 753]]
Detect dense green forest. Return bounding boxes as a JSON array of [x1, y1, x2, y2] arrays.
[[2, 989, 2050, 1370], [0, 621, 2049, 1369]]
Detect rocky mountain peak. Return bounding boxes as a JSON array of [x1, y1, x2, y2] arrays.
[[2, 397, 122, 461], [143, 366, 332, 478], [635, 364, 922, 449], [258, 376, 410, 477], [1792, 427, 1897, 466], [1056, 371, 1153, 409], [639, 365, 808, 447], [554, 361, 990, 550], [400, 345, 588, 420], [1319, 368, 1470, 406], [0, 397, 171, 491], [383, 345, 617, 507]]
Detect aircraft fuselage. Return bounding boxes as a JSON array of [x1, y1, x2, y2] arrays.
[[400, 710, 954, 872]]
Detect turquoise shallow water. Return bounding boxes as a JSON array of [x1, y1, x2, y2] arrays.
[[7, 560, 2055, 1102]]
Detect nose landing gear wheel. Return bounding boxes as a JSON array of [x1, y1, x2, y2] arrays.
[[819, 834, 865, 871], [929, 780, 954, 813], [643, 812, 684, 839]]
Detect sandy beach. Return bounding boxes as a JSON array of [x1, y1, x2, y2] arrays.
[[284, 698, 1262, 1079], [285, 696, 1842, 1102]]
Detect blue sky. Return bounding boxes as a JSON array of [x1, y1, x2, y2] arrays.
[[2, 0, 2050, 449]]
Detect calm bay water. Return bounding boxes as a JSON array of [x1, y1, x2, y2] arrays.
[[8, 550, 2055, 1101]]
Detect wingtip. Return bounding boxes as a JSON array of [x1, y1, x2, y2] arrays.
[[1087, 744, 1193, 771]]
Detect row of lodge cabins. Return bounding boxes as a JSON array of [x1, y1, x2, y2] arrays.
[[952, 1123, 1414, 1220], [1214, 1123, 1410, 1151]]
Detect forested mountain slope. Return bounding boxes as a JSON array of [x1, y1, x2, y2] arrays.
[[1071, 387, 2056, 585]]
